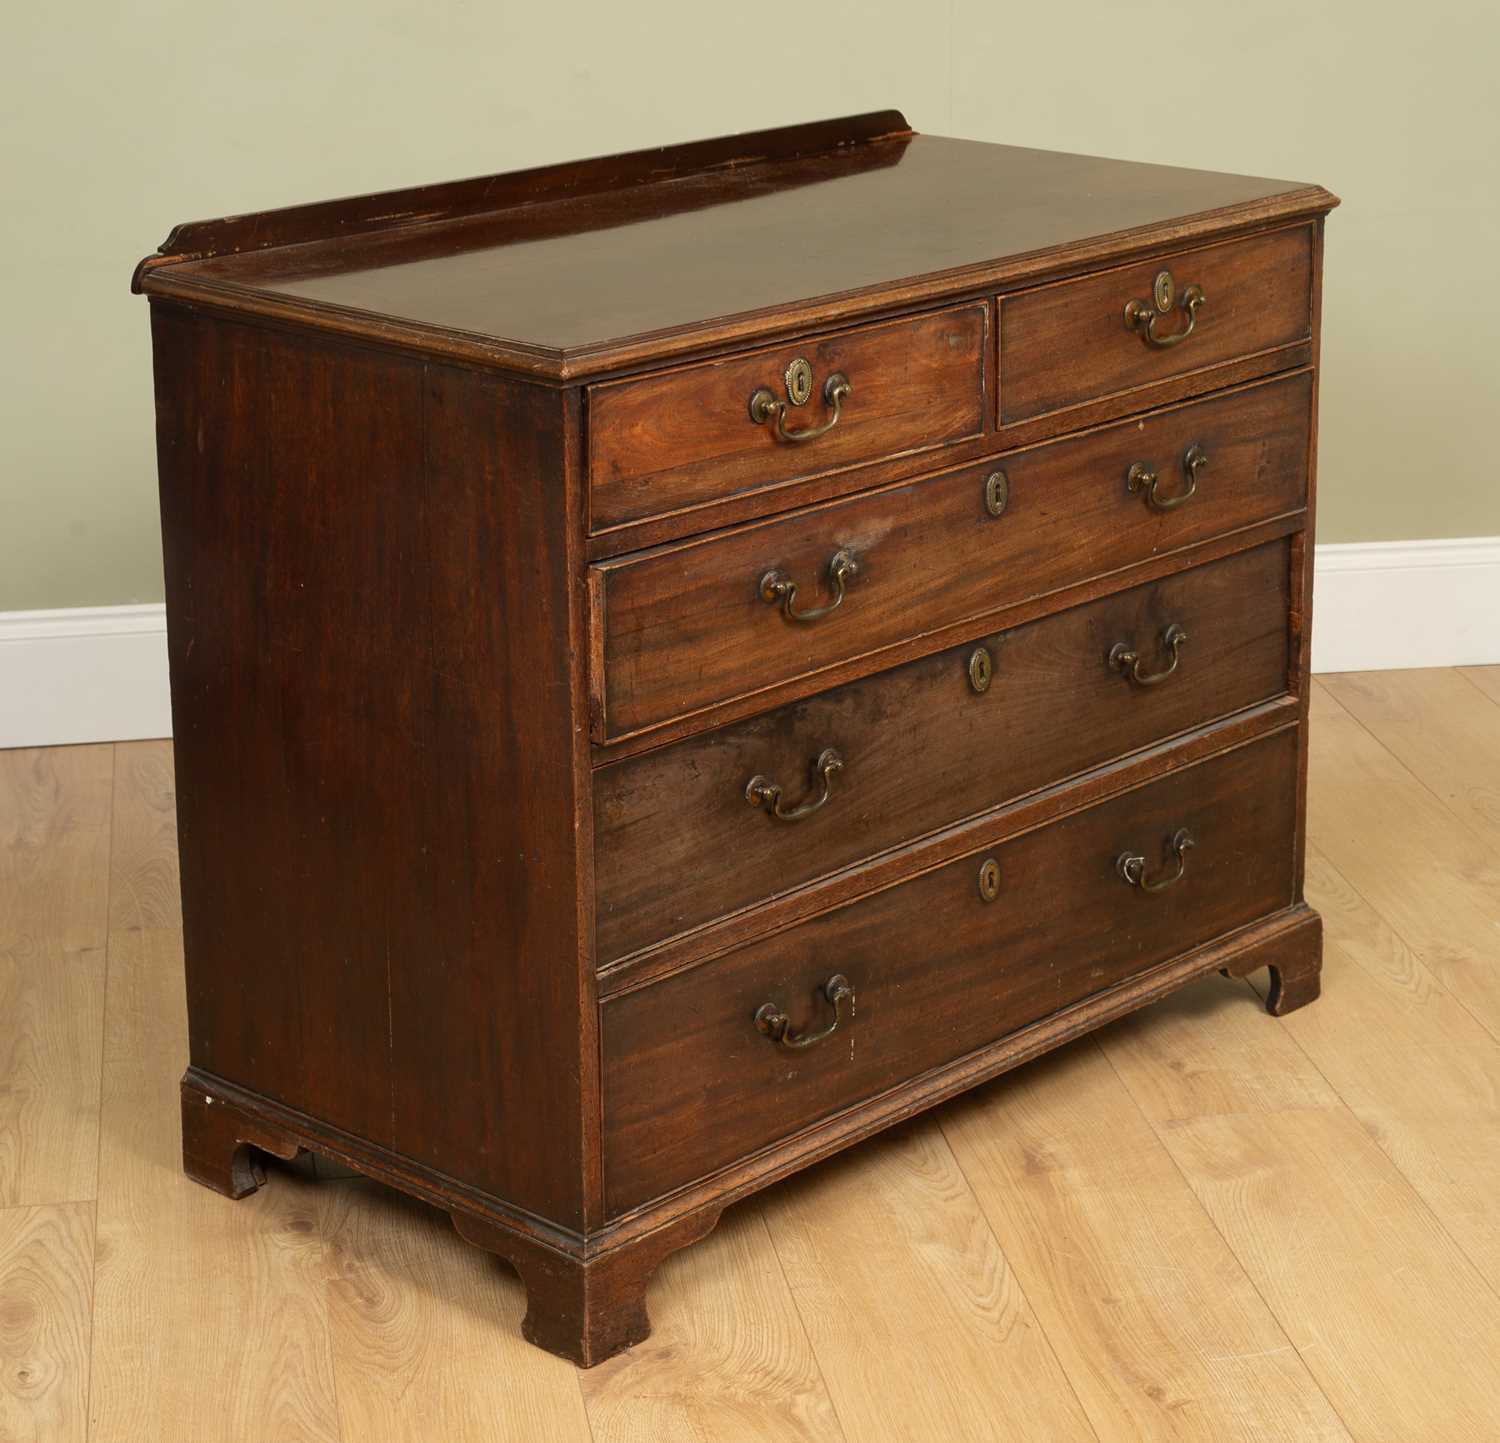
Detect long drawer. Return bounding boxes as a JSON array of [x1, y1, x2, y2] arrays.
[[601, 728, 1298, 1215], [590, 369, 1311, 740], [594, 538, 1291, 963]]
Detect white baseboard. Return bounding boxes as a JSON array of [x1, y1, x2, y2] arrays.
[[1, 539, 1496, 748], [1311, 537, 1500, 674], [0, 604, 170, 750]]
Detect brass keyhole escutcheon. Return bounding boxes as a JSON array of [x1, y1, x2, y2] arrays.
[[978, 857, 1001, 902], [968, 646, 993, 694], [784, 357, 814, 407], [1153, 269, 1175, 312], [984, 470, 1008, 517]]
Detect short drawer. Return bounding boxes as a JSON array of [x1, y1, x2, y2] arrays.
[[998, 225, 1313, 427], [594, 538, 1292, 963], [602, 728, 1298, 1215], [586, 303, 988, 531], [591, 369, 1311, 740]]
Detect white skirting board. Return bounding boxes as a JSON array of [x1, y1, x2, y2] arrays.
[[1, 538, 1497, 749], [1311, 537, 1500, 674], [0, 604, 171, 750]]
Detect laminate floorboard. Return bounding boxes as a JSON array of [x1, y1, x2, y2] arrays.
[[0, 745, 111, 1208]]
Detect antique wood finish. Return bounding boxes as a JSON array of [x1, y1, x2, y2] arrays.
[[602, 729, 1299, 1216], [594, 371, 1311, 739], [174, 898, 1320, 1215], [132, 111, 913, 286], [595, 538, 1292, 963], [998, 223, 1314, 427], [584, 341, 1315, 563], [152, 309, 595, 1227], [136, 118, 1333, 382], [598, 695, 1302, 999], [139, 115, 1333, 1367], [587, 303, 988, 530], [453, 1206, 723, 1368], [591, 514, 1305, 764]]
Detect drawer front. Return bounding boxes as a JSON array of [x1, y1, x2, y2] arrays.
[[602, 729, 1298, 1215], [592, 369, 1311, 740], [595, 539, 1291, 963], [998, 225, 1312, 426], [586, 303, 988, 531]]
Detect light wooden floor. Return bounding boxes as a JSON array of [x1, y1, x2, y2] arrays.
[[4, 670, 1500, 1442]]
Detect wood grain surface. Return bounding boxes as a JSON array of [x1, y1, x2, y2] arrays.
[[941, 1042, 1351, 1441], [318, 1182, 593, 1443], [595, 371, 1311, 738], [577, 1206, 846, 1443], [1306, 679, 1500, 1038], [1147, 1106, 1500, 1441], [0, 745, 111, 1208], [999, 224, 1313, 425], [139, 126, 1333, 379], [0, 1203, 93, 1443], [601, 730, 1299, 1215], [762, 1122, 1096, 1441], [152, 309, 597, 1227], [594, 538, 1291, 963], [587, 303, 987, 529], [1320, 668, 1500, 849]]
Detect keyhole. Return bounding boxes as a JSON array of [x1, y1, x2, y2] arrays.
[[978, 858, 1001, 902]]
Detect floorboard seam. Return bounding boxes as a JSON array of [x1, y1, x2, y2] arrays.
[[1303, 841, 1500, 1054], [935, 1074, 1108, 1443], [82, 741, 117, 1443], [1094, 1017, 1361, 1441], [757, 1202, 858, 1443]]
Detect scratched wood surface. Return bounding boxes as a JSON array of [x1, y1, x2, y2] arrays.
[[4, 666, 1500, 1441]]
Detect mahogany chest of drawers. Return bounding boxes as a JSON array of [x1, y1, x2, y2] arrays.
[[134, 111, 1337, 1366]]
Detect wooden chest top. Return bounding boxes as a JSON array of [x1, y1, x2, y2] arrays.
[[133, 110, 1334, 379]]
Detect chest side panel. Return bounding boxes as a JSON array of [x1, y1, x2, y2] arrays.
[[152, 309, 593, 1227]]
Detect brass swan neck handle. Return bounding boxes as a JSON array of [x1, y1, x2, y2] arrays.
[[1128, 443, 1208, 512], [1124, 269, 1206, 348], [1109, 623, 1188, 687], [760, 549, 858, 624], [754, 975, 854, 1050], [746, 748, 844, 823], [1117, 828, 1196, 893], [750, 368, 851, 443]]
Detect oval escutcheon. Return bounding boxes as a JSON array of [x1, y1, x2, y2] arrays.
[[978, 857, 1001, 902], [983, 470, 1008, 517]]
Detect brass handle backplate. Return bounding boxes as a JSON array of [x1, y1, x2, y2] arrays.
[[750, 365, 852, 443], [761, 549, 858, 623], [1124, 269, 1206, 348], [1109, 623, 1188, 686], [746, 748, 843, 823], [1128, 443, 1208, 512], [1117, 828, 1195, 893], [755, 974, 854, 1050]]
